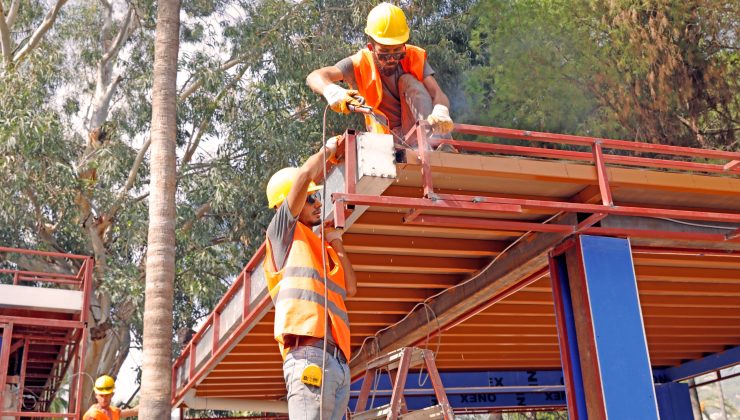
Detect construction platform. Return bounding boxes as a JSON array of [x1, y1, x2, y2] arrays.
[[0, 247, 92, 418], [172, 124, 740, 417]]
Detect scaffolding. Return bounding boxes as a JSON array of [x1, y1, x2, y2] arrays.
[[0, 246, 92, 418]]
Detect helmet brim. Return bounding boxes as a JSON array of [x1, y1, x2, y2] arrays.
[[366, 32, 409, 46], [94, 388, 114, 395]]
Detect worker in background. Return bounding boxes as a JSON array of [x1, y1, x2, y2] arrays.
[[83, 375, 119, 420], [307, 2, 455, 144], [83, 375, 137, 420], [263, 136, 357, 419]]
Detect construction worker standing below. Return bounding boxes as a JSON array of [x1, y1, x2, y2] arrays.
[[83, 375, 137, 420], [307, 2, 454, 140], [263, 137, 357, 419]]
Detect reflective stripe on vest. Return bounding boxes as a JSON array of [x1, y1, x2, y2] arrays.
[[350, 44, 427, 133], [83, 406, 120, 420], [264, 222, 351, 360]]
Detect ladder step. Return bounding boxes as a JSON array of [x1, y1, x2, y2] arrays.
[[400, 404, 446, 419], [367, 347, 427, 371], [353, 403, 391, 420]]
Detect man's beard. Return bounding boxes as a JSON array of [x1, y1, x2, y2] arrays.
[[380, 64, 397, 76]]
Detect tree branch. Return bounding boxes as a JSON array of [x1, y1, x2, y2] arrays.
[[178, 57, 241, 102], [181, 64, 249, 166], [107, 138, 151, 218], [101, 7, 135, 66], [179, 202, 211, 235], [6, 0, 19, 28], [12, 0, 68, 65], [0, 2, 13, 66]]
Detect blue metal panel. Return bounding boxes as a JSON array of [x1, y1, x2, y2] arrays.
[[655, 382, 693, 420], [657, 346, 740, 382], [579, 235, 659, 419], [349, 370, 567, 411], [350, 370, 565, 391], [349, 393, 567, 412], [550, 254, 588, 418]]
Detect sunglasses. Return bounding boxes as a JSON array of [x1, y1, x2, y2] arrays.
[[375, 48, 406, 62], [306, 192, 321, 204]]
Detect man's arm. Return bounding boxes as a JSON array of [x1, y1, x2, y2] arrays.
[[325, 229, 357, 297], [422, 75, 450, 108], [307, 66, 362, 114], [306, 66, 345, 96], [121, 407, 138, 418], [284, 137, 339, 218]]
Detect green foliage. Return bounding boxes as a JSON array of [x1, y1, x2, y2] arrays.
[[463, 0, 738, 148]]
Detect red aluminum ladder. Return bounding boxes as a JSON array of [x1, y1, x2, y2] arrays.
[[353, 347, 454, 419]]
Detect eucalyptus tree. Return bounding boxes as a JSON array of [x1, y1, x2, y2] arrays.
[[0, 0, 476, 410]]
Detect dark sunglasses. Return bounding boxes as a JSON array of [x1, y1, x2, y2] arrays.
[[375, 50, 406, 62], [306, 192, 321, 204]]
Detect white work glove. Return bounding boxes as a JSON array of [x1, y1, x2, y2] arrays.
[[324, 227, 343, 243], [325, 135, 340, 156], [426, 104, 454, 135], [323, 84, 363, 114]]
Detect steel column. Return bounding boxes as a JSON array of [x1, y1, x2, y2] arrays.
[[549, 254, 587, 420], [655, 382, 693, 420], [557, 235, 659, 419]]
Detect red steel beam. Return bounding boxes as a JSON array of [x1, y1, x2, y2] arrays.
[[436, 139, 734, 175], [592, 142, 613, 206], [406, 215, 572, 233], [0, 247, 89, 261], [453, 124, 740, 161], [332, 193, 522, 214], [434, 193, 740, 224]]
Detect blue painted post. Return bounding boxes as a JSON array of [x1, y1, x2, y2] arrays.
[[554, 235, 659, 419], [549, 253, 588, 419], [655, 382, 693, 420]]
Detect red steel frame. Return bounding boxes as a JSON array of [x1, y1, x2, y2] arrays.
[[0, 246, 92, 418], [172, 123, 740, 411], [171, 244, 270, 406], [333, 123, 740, 239]]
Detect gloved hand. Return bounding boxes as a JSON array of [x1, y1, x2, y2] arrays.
[[325, 135, 340, 156], [426, 104, 454, 135], [323, 84, 363, 114], [323, 227, 343, 243]]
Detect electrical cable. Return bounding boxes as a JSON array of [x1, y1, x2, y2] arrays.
[[318, 104, 330, 419], [653, 217, 737, 231]]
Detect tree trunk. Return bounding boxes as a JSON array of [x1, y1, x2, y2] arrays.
[[139, 0, 180, 418]]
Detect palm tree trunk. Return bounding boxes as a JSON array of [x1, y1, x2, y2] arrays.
[[139, 0, 180, 418]]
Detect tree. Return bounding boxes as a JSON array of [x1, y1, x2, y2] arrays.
[[0, 0, 476, 411], [464, 0, 738, 149], [139, 0, 180, 417]]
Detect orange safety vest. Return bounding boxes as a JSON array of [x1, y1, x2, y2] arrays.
[[83, 405, 120, 420], [264, 223, 351, 360], [350, 45, 427, 133]]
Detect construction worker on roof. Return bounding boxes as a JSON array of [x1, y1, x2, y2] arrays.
[[263, 137, 357, 419], [83, 375, 137, 420], [307, 2, 454, 141]]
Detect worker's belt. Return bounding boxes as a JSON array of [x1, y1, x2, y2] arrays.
[[288, 336, 347, 364]]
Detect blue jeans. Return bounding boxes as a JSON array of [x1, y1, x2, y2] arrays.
[[283, 345, 350, 420]]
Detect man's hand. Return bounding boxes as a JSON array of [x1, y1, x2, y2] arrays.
[[325, 135, 340, 157], [323, 84, 363, 114], [427, 104, 454, 134], [324, 227, 343, 243]]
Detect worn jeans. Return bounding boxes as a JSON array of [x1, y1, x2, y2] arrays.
[[283, 345, 351, 420]]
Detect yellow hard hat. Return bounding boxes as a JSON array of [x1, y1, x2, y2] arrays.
[[365, 3, 410, 45], [266, 167, 322, 209], [93, 375, 115, 395]]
